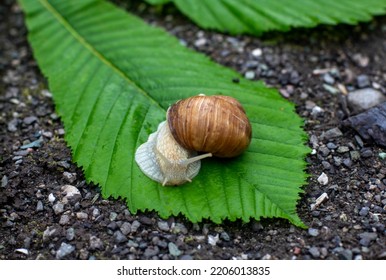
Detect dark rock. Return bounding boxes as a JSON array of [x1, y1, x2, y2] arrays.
[[23, 116, 38, 125], [338, 249, 353, 260], [343, 102, 386, 147], [356, 75, 370, 88], [308, 247, 320, 258], [359, 207, 369, 216], [113, 230, 128, 244]]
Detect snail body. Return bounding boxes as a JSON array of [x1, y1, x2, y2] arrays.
[[135, 95, 251, 186]]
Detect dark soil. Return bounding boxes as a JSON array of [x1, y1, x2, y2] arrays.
[[1, 0, 385, 260]]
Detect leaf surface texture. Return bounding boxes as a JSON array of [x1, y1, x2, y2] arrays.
[[20, 0, 310, 226]]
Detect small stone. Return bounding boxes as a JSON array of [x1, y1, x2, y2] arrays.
[[109, 212, 118, 221], [323, 84, 339, 94], [322, 161, 331, 169], [172, 223, 188, 234], [322, 127, 343, 140], [317, 172, 328, 185], [131, 220, 141, 232], [36, 201, 44, 212], [1, 175, 8, 188], [144, 246, 159, 258], [61, 185, 81, 204], [350, 151, 361, 161], [338, 249, 353, 260], [220, 232, 230, 242], [63, 172, 76, 184], [326, 142, 337, 149], [360, 148, 373, 158], [308, 247, 320, 258], [168, 242, 182, 257], [208, 234, 219, 246], [194, 38, 206, 47], [323, 73, 335, 84], [359, 206, 369, 216], [66, 228, 75, 241], [319, 146, 330, 156], [356, 75, 370, 88], [48, 193, 56, 203], [308, 228, 320, 237], [347, 88, 386, 114], [251, 48, 262, 57], [120, 222, 132, 235], [113, 230, 128, 244], [42, 226, 58, 242], [59, 214, 70, 225], [8, 119, 18, 132], [15, 248, 29, 256], [52, 202, 64, 215], [343, 158, 352, 168], [157, 221, 170, 232], [23, 116, 38, 125], [245, 71, 255, 80], [56, 242, 75, 259], [76, 212, 88, 220], [337, 146, 349, 153], [89, 236, 104, 250]]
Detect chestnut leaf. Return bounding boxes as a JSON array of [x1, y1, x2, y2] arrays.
[[19, 0, 310, 227], [146, 0, 386, 35]]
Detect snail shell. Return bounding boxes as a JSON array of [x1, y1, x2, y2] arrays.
[[135, 94, 251, 186], [168, 95, 252, 158]]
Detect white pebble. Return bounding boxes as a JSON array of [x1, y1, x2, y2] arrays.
[[48, 193, 56, 203], [317, 172, 329, 185], [251, 48, 262, 57], [15, 248, 29, 255], [208, 234, 219, 246], [245, 71, 255, 80]]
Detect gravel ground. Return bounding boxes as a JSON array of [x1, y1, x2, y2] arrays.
[[1, 0, 385, 260]]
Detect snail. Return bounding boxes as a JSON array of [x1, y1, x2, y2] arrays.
[[135, 94, 252, 186]]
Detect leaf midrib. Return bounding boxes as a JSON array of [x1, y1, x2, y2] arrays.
[[39, 0, 164, 112]]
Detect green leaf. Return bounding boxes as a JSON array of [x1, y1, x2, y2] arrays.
[[19, 0, 310, 227], [145, 0, 386, 35]]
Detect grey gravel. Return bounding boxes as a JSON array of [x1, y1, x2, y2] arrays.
[[113, 230, 128, 244], [56, 242, 75, 259], [347, 88, 386, 113], [308, 228, 320, 237], [321, 127, 343, 140], [168, 242, 182, 257]]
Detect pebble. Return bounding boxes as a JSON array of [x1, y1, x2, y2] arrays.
[[168, 242, 182, 257], [171, 223, 188, 234], [23, 116, 38, 125], [344, 103, 386, 147], [76, 212, 88, 220], [157, 221, 170, 232], [208, 234, 219, 246], [66, 228, 75, 241], [131, 220, 141, 232], [59, 214, 70, 225], [308, 228, 319, 237], [317, 172, 328, 185], [7, 119, 18, 132], [350, 151, 361, 161], [346, 88, 386, 113], [144, 246, 160, 258], [105, 211, 117, 222], [356, 74, 370, 88], [113, 230, 128, 244], [63, 172, 77, 184], [323, 73, 335, 84], [245, 71, 255, 80], [120, 222, 132, 235], [89, 236, 104, 250], [48, 193, 56, 203], [61, 185, 81, 204], [56, 242, 75, 259], [36, 201, 44, 212], [308, 247, 320, 258], [358, 206, 369, 216], [1, 175, 8, 188], [321, 127, 343, 140], [251, 48, 262, 57], [337, 146, 349, 153], [15, 248, 29, 256], [52, 203, 64, 215]]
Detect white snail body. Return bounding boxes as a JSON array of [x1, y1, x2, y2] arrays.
[[135, 121, 212, 186], [135, 94, 251, 186]]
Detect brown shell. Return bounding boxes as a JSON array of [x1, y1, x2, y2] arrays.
[[167, 95, 252, 158]]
